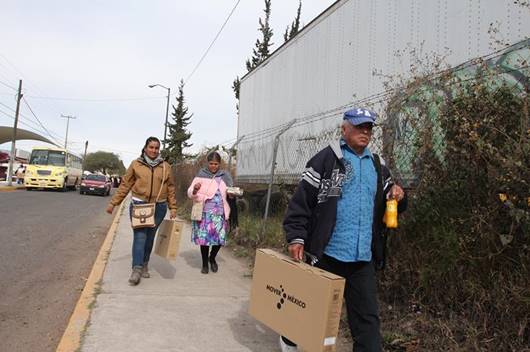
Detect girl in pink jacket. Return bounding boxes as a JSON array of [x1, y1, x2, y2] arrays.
[[187, 151, 233, 274]]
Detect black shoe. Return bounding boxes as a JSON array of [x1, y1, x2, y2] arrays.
[[209, 259, 218, 273], [201, 265, 209, 274]]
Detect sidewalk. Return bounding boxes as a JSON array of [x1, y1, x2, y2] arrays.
[[0, 180, 25, 191], [79, 204, 279, 352]]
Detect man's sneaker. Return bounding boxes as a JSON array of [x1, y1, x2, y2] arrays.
[[128, 266, 142, 286], [141, 263, 150, 278], [279, 336, 298, 352]]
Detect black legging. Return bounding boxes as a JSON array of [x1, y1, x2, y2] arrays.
[[200, 245, 221, 267]]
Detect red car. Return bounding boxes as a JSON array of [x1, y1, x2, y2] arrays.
[[79, 174, 112, 196]]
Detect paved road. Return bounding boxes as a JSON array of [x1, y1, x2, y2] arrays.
[[0, 189, 115, 352]]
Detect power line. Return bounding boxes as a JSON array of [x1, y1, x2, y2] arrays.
[[0, 107, 58, 140], [0, 100, 64, 142], [0, 54, 68, 124], [25, 95, 166, 102], [184, 0, 242, 85], [0, 79, 16, 91], [22, 97, 63, 145], [0, 101, 16, 113], [0, 107, 14, 119], [0, 104, 43, 131]]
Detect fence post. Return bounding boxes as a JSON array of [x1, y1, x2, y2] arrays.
[[261, 119, 297, 238]]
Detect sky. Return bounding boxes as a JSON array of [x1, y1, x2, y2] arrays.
[[0, 0, 335, 166]]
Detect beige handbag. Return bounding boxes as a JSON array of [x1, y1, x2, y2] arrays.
[[190, 175, 216, 221], [190, 201, 204, 221], [131, 203, 156, 229], [131, 163, 165, 229]]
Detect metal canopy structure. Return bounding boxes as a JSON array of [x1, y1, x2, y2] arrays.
[[0, 126, 57, 146]]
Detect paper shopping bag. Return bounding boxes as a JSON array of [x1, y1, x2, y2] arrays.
[[154, 219, 183, 261]]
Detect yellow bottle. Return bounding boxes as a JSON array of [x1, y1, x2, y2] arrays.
[[385, 199, 398, 229]]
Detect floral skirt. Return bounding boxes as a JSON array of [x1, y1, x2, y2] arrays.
[[191, 211, 227, 246]]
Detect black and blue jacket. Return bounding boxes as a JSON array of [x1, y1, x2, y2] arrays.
[[283, 139, 407, 269]]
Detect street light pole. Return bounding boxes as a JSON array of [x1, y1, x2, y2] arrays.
[[148, 84, 170, 150], [163, 87, 170, 150]]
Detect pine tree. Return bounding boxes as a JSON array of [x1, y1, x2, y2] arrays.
[[234, 0, 274, 114], [163, 79, 192, 163], [284, 0, 302, 42], [232, 76, 241, 113], [246, 0, 274, 72]]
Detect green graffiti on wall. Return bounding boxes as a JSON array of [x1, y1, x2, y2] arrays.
[[385, 39, 530, 188]]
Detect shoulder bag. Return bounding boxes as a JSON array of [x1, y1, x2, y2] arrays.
[[131, 162, 165, 229]]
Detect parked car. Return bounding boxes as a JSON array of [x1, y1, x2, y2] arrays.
[[79, 174, 111, 196]]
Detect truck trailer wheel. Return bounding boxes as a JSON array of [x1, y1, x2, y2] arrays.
[[258, 191, 288, 216], [236, 198, 249, 213]]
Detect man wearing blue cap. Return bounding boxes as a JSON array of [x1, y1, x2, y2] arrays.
[[281, 108, 407, 352]]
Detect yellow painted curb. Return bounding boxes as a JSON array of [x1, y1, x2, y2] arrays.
[[0, 186, 25, 192], [55, 200, 126, 352]]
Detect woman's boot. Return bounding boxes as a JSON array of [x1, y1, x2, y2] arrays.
[[209, 245, 221, 273], [209, 258, 218, 273], [128, 266, 142, 285], [141, 262, 150, 278]]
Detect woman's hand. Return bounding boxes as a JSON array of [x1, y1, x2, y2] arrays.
[[192, 182, 201, 195], [170, 209, 177, 219], [106, 204, 114, 214]]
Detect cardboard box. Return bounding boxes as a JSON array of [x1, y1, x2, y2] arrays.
[[154, 219, 183, 261], [249, 249, 345, 352]]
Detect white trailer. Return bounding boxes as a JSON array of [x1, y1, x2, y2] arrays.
[[236, 0, 530, 186]]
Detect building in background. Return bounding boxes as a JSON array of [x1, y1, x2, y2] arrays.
[[0, 148, 30, 180]]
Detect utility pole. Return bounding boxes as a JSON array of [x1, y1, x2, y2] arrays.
[[7, 80, 23, 187], [82, 140, 88, 174], [61, 114, 76, 150]]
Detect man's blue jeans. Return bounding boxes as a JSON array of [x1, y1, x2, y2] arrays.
[[129, 201, 167, 268]]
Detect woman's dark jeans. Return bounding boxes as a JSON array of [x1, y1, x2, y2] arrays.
[[129, 201, 167, 268]]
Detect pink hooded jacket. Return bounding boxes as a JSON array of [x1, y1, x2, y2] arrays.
[[187, 176, 231, 219]]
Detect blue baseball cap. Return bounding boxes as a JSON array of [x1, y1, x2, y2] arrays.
[[343, 108, 377, 126]]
